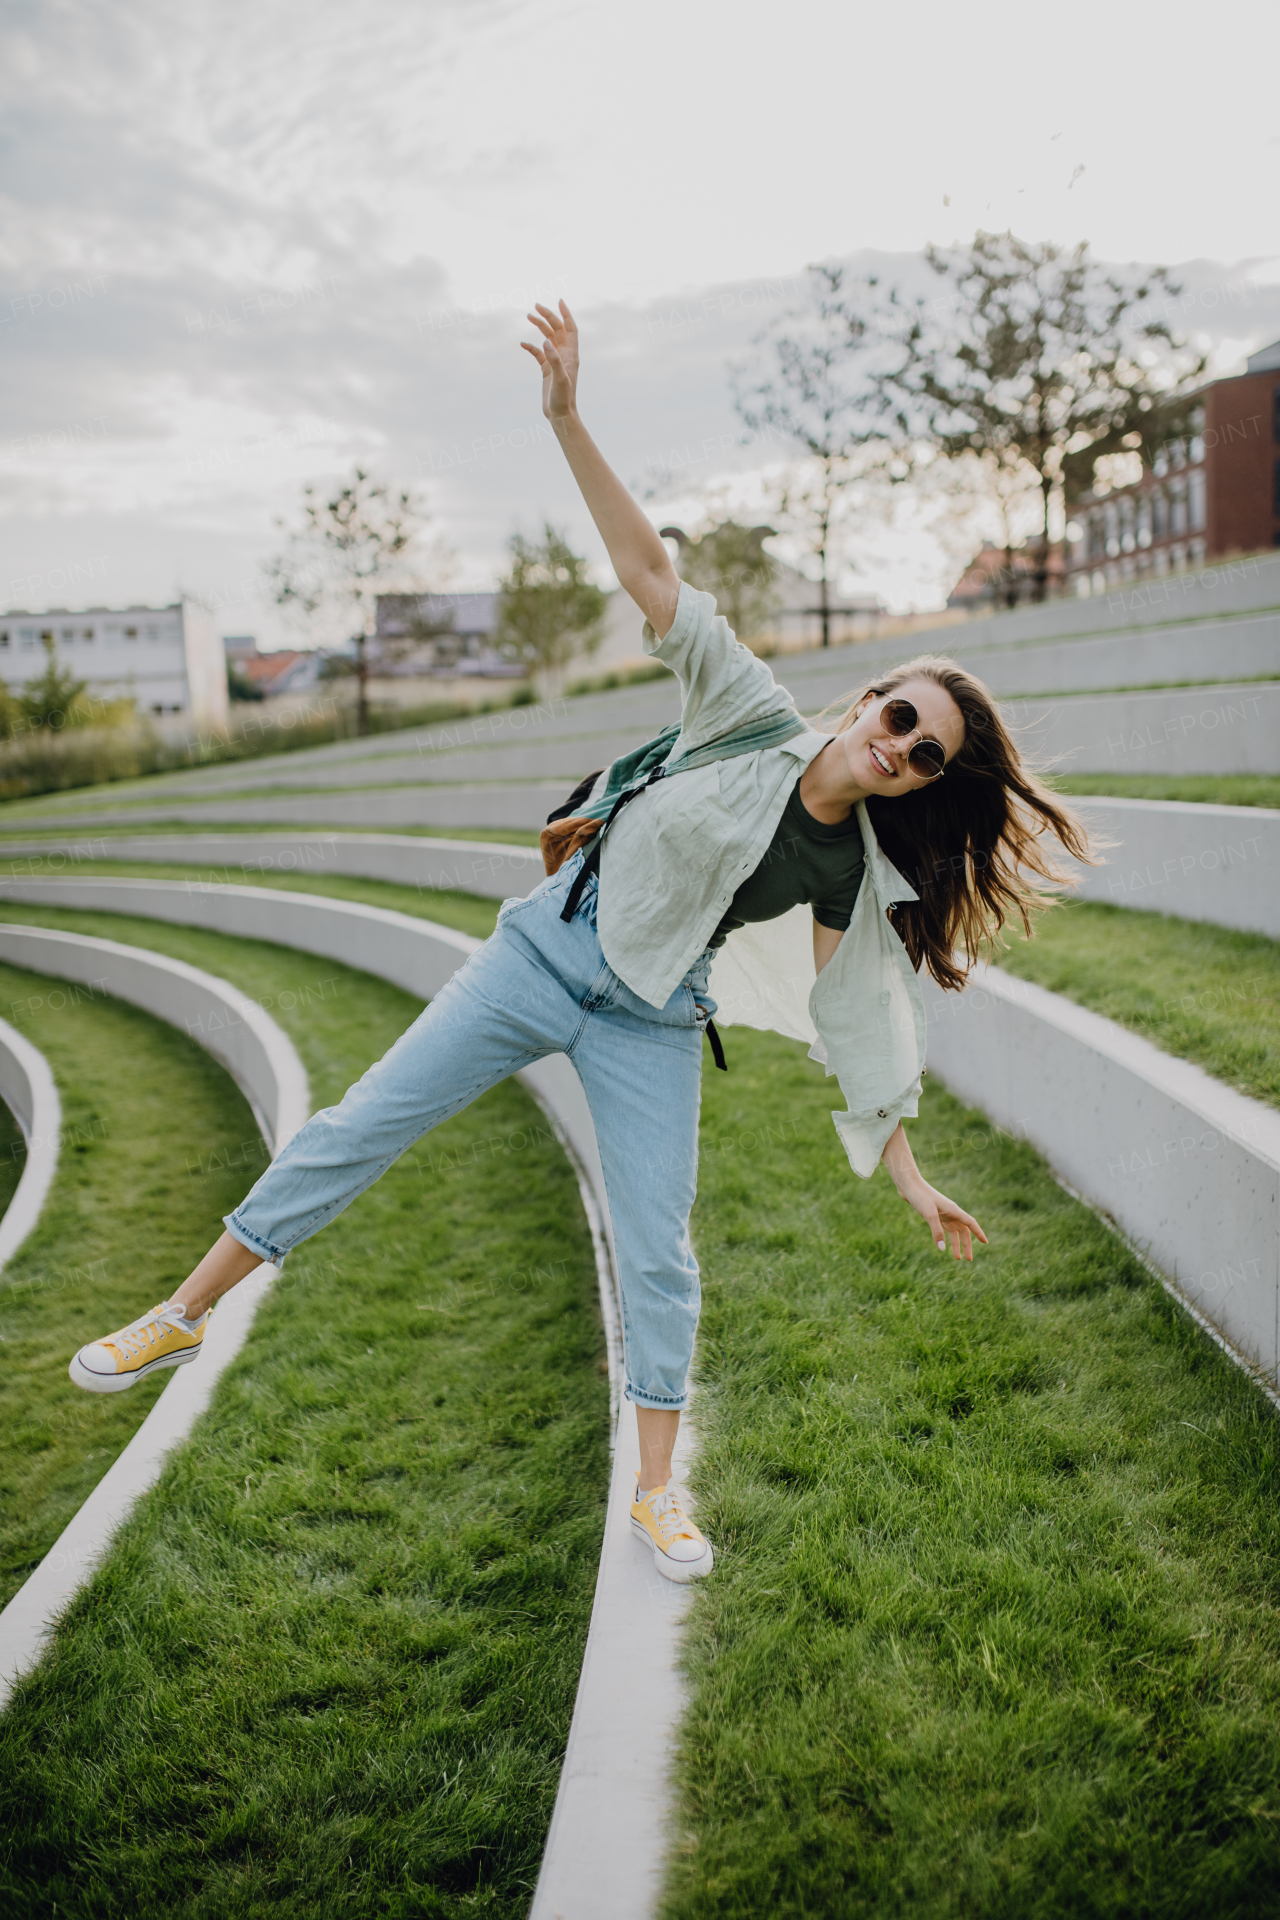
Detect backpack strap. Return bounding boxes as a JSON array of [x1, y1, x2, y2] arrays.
[[559, 763, 667, 922]]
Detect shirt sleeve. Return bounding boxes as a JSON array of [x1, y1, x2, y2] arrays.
[[643, 581, 800, 752]]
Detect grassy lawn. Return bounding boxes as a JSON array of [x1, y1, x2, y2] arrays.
[[0, 908, 608, 1918], [0, 1095, 26, 1219], [667, 1027, 1280, 1917], [994, 901, 1280, 1108], [1053, 774, 1280, 810], [0, 960, 260, 1609], [2, 874, 1277, 1913]]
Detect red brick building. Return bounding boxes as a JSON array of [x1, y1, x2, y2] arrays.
[[1065, 337, 1280, 594]]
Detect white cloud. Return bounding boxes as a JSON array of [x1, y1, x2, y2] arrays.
[[2, 0, 1278, 634]]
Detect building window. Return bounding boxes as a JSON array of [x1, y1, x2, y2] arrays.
[[1152, 490, 1168, 539], [82, 627, 94, 641], [124, 626, 138, 639], [60, 626, 74, 640], [1119, 496, 1135, 553], [1188, 469, 1206, 531], [0, 633, 8, 649], [1171, 482, 1188, 537]]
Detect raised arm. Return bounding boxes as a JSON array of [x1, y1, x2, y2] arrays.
[[522, 300, 681, 638]]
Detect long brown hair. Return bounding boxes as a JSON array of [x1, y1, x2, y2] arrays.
[[827, 654, 1094, 992]]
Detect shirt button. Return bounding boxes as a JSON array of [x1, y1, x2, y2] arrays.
[[877, 1109, 888, 1118]]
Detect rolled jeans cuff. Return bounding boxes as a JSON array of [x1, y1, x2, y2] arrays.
[[224, 1212, 288, 1267], [625, 1385, 689, 1411]]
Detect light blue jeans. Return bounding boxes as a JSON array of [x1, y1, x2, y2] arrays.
[[225, 853, 716, 1409]]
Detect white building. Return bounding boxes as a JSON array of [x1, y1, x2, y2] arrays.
[[0, 599, 228, 730]]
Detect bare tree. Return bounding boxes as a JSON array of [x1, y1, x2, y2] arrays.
[[732, 264, 902, 645], [265, 467, 453, 734], [890, 232, 1207, 601]]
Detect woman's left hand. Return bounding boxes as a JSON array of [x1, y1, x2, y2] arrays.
[[899, 1178, 988, 1261]]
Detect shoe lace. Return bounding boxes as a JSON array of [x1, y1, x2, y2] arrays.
[[110, 1304, 189, 1361], [650, 1487, 698, 1544]]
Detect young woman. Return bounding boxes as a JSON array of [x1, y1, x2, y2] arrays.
[[69, 302, 1089, 1584]]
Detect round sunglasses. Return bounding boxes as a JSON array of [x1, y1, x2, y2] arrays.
[[876, 697, 947, 780]]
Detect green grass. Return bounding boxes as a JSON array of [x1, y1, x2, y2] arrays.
[[0, 907, 608, 1918], [666, 1027, 1280, 1917], [0, 961, 264, 1607], [0, 1094, 26, 1220], [1054, 774, 1280, 810], [4, 876, 1278, 1912], [994, 900, 1280, 1107]]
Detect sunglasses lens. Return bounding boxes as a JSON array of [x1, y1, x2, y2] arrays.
[[881, 699, 918, 737], [908, 740, 946, 779]]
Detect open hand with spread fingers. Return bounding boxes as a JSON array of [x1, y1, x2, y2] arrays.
[[521, 299, 580, 420]]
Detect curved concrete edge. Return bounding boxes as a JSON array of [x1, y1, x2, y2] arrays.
[[922, 961, 1280, 1389], [1067, 797, 1280, 939], [3, 798, 1278, 939], [996, 680, 1280, 778], [0, 830, 545, 903], [0, 1015, 61, 1273], [0, 923, 310, 1157], [0, 929, 310, 1713], [0, 875, 687, 1919]]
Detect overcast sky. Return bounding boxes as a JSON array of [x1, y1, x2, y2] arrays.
[[3, 0, 1278, 641]]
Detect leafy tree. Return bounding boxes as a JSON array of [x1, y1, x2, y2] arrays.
[[265, 467, 453, 734], [732, 263, 901, 646], [18, 637, 91, 731], [890, 232, 1207, 600], [495, 524, 606, 692], [668, 520, 778, 644], [227, 660, 265, 703]]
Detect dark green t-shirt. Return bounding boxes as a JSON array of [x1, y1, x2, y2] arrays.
[[710, 782, 865, 947]]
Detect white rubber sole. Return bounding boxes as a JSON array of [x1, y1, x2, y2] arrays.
[[630, 1514, 715, 1583], [68, 1344, 202, 1395]]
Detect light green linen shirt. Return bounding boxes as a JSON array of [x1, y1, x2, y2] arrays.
[[596, 582, 927, 1177]]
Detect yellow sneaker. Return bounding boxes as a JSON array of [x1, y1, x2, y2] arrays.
[[630, 1476, 714, 1583], [69, 1300, 208, 1394]]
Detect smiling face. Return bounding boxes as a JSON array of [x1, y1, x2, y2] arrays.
[[835, 675, 967, 797]]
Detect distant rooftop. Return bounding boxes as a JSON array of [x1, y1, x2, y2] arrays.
[[1245, 337, 1280, 374]]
